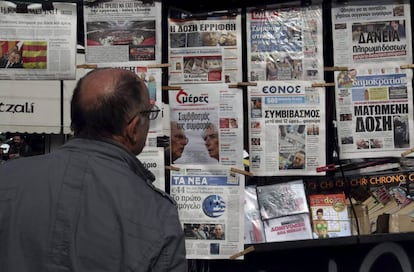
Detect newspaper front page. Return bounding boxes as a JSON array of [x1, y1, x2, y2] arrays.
[[168, 14, 242, 84], [248, 80, 326, 176], [170, 165, 245, 259], [331, 0, 412, 66], [168, 84, 244, 167], [246, 3, 324, 82], [0, 1, 77, 80], [335, 67, 414, 159], [84, 0, 161, 65]]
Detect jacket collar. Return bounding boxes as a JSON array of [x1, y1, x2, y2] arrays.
[[62, 137, 155, 184]]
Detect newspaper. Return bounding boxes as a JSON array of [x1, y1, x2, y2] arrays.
[[168, 84, 244, 167], [0, 1, 77, 80], [331, 0, 412, 66], [246, 3, 324, 82], [170, 165, 245, 259], [248, 80, 326, 176], [83, 0, 161, 65], [335, 67, 414, 159], [168, 14, 242, 84], [137, 146, 165, 191]]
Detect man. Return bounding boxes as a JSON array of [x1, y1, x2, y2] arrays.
[[211, 224, 225, 240], [203, 123, 219, 161], [168, 121, 188, 163], [0, 68, 187, 272], [288, 150, 306, 169], [7, 134, 32, 159]]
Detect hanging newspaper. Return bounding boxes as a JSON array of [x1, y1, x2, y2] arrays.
[[168, 13, 242, 84], [137, 147, 165, 191], [335, 65, 414, 159], [83, 0, 161, 65], [246, 2, 324, 82], [168, 84, 244, 167], [331, 0, 412, 66], [170, 165, 245, 259], [0, 1, 77, 80], [248, 80, 326, 176]]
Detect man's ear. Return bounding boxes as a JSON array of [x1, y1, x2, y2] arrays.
[[126, 115, 140, 143]]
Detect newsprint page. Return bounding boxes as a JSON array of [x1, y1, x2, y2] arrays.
[[0, 1, 77, 80], [170, 165, 245, 259], [168, 13, 243, 84], [332, 0, 414, 159], [248, 80, 326, 176], [84, 0, 161, 65]]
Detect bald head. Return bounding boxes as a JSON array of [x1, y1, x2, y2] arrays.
[[71, 68, 150, 149], [78, 68, 123, 109]]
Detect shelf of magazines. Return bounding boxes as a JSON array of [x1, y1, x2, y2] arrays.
[[244, 169, 414, 251], [248, 233, 414, 252]]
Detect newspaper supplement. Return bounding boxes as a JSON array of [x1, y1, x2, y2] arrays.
[[84, 0, 161, 65], [263, 213, 313, 242], [170, 165, 245, 259], [0, 2, 77, 80], [257, 180, 309, 220], [248, 80, 326, 176], [335, 67, 414, 159], [246, 4, 324, 82], [168, 84, 244, 167], [331, 0, 412, 66], [168, 14, 242, 84]]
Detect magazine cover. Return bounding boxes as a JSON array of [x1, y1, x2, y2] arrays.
[[263, 213, 313, 243], [244, 185, 265, 244], [308, 193, 351, 238], [257, 180, 309, 220]]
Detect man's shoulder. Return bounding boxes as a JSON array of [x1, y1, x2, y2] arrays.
[[147, 182, 177, 206]]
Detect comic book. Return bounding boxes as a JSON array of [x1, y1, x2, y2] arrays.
[[308, 193, 351, 238]]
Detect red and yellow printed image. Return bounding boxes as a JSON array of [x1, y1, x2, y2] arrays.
[[0, 40, 47, 69]]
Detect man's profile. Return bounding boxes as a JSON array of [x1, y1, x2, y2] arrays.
[[169, 121, 188, 163], [0, 68, 187, 272], [203, 123, 219, 161]]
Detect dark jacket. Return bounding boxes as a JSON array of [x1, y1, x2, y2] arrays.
[[0, 138, 187, 272]]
